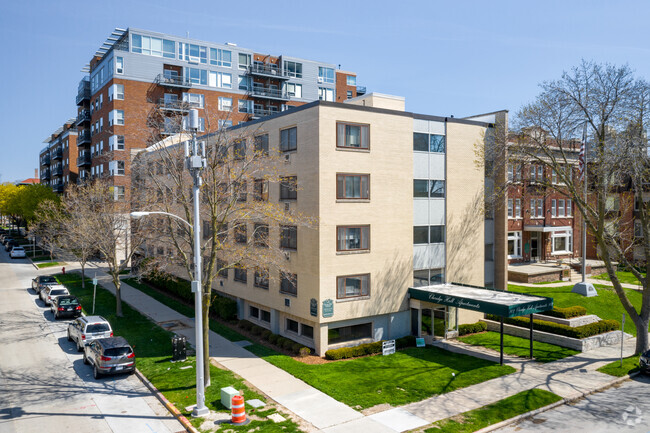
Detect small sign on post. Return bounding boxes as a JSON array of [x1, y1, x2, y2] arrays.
[[92, 275, 98, 314], [620, 313, 626, 367], [416, 337, 425, 348], [382, 339, 396, 356]]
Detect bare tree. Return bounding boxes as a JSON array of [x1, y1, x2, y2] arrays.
[[132, 107, 314, 386], [31, 200, 63, 263], [500, 61, 650, 353]]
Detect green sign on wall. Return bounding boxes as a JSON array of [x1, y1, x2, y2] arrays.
[[322, 299, 334, 318], [310, 298, 318, 317]]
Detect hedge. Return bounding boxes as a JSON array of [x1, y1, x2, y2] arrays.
[[324, 335, 416, 360], [538, 306, 587, 319], [458, 321, 487, 336], [236, 320, 311, 356], [486, 314, 618, 339]]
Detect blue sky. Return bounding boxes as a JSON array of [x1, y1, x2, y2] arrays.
[[1, 0, 650, 182]]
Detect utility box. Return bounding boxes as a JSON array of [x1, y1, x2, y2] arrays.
[[221, 386, 239, 409], [172, 336, 187, 362]]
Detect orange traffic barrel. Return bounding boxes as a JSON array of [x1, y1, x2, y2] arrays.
[[231, 395, 248, 425]]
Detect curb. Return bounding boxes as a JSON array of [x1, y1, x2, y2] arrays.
[[135, 368, 201, 433], [474, 371, 641, 433]]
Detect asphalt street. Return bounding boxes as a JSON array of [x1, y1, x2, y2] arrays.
[[496, 375, 650, 433], [0, 251, 183, 433]]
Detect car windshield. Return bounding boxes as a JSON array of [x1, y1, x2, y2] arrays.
[[13, 247, 24, 251], [50, 290, 67, 296], [104, 347, 132, 357], [41, 277, 57, 283], [86, 324, 110, 333], [59, 298, 78, 306]]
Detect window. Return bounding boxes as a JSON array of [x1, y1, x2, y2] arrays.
[[280, 127, 297, 152], [286, 319, 299, 333], [218, 119, 232, 129], [116, 57, 124, 74], [132, 34, 175, 58], [329, 323, 372, 344], [508, 231, 522, 258], [208, 71, 232, 89], [109, 110, 124, 126], [260, 309, 271, 322], [280, 176, 297, 200], [238, 75, 251, 90], [558, 199, 565, 217], [186, 67, 207, 85], [109, 135, 125, 151], [301, 324, 314, 339], [413, 226, 428, 244], [109, 84, 124, 101], [336, 123, 369, 149], [287, 83, 302, 98], [413, 269, 445, 286], [209, 48, 232, 67], [285, 61, 302, 78], [530, 198, 544, 218], [202, 220, 212, 240], [430, 180, 445, 198], [347, 90, 353, 99], [253, 223, 269, 247], [183, 93, 205, 108], [108, 160, 125, 176], [337, 226, 369, 251], [552, 230, 573, 254], [318, 87, 334, 101], [430, 225, 445, 243], [254, 179, 268, 201], [280, 225, 297, 250], [112, 185, 125, 201], [233, 139, 246, 159], [163, 39, 175, 58], [255, 134, 269, 155], [635, 221, 643, 238], [337, 174, 369, 199], [238, 53, 251, 70], [239, 99, 253, 114], [507, 164, 522, 182], [318, 67, 335, 84], [567, 199, 572, 216], [280, 272, 297, 296], [337, 274, 370, 299], [429, 135, 445, 153], [346, 75, 356, 86], [508, 199, 514, 218], [218, 97, 232, 111], [254, 268, 269, 289], [249, 306, 259, 319], [234, 267, 247, 283], [515, 199, 521, 218], [234, 223, 247, 244]]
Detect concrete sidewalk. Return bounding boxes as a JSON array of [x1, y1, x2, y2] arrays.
[[63, 263, 643, 433], [510, 276, 644, 291]]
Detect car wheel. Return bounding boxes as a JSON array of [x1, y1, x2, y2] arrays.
[[67, 330, 72, 342], [93, 366, 101, 379], [77, 340, 83, 353], [83, 353, 89, 365]]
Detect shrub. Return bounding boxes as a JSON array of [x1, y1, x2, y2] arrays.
[[251, 325, 264, 336], [281, 338, 294, 351], [299, 347, 311, 357], [213, 296, 238, 321], [268, 334, 279, 345], [539, 306, 587, 319], [396, 335, 416, 349], [325, 340, 386, 360], [291, 343, 302, 353], [239, 320, 253, 331], [144, 272, 193, 303], [458, 321, 487, 336], [486, 314, 618, 339], [261, 330, 272, 341]]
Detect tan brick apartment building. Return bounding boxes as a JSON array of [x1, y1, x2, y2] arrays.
[[142, 94, 506, 355], [40, 27, 364, 195]]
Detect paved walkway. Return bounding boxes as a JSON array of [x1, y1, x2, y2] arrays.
[[510, 275, 644, 291], [58, 263, 644, 433]]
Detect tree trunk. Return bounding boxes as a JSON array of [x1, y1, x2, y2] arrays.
[[634, 315, 650, 355], [115, 277, 123, 317], [81, 262, 86, 289], [202, 292, 210, 388]]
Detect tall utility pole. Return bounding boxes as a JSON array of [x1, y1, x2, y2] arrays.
[[185, 109, 209, 417]]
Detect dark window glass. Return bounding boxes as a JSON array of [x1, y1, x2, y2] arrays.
[[413, 180, 429, 198], [280, 272, 297, 296], [254, 224, 269, 247], [235, 181, 247, 202], [337, 226, 369, 251], [234, 223, 247, 244], [254, 134, 269, 155], [233, 139, 246, 159], [413, 226, 428, 244], [254, 268, 269, 289], [337, 123, 369, 149], [430, 135, 445, 153], [280, 127, 297, 152], [234, 267, 247, 283], [217, 259, 228, 278], [301, 324, 314, 339], [430, 226, 445, 243], [254, 179, 268, 201], [249, 306, 259, 318], [286, 318, 299, 333], [413, 133, 429, 151], [280, 176, 297, 200], [86, 324, 110, 333], [328, 323, 372, 344], [336, 174, 369, 199], [430, 180, 445, 198], [280, 226, 297, 249], [336, 274, 370, 298], [261, 310, 271, 322], [104, 347, 132, 357]]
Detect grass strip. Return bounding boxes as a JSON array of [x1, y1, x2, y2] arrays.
[[246, 343, 515, 409], [508, 283, 642, 336], [424, 389, 562, 432], [593, 271, 645, 286], [36, 261, 62, 268], [122, 277, 249, 342], [458, 331, 579, 363], [596, 355, 641, 377], [57, 273, 303, 433]]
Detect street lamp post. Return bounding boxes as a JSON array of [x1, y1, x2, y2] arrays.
[[130, 109, 209, 417]]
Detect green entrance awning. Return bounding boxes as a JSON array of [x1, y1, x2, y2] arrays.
[[408, 283, 553, 318]]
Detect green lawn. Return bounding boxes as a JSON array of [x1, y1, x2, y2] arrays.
[[597, 355, 641, 377], [425, 389, 562, 433], [246, 343, 515, 409], [57, 273, 302, 433], [593, 271, 646, 286], [508, 284, 642, 336], [458, 332, 579, 363], [533, 280, 563, 285], [36, 261, 62, 268]]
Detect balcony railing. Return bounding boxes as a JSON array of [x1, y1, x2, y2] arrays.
[[155, 98, 201, 111], [251, 107, 279, 118], [41, 154, 51, 166], [76, 110, 91, 125], [77, 130, 91, 145], [51, 166, 63, 177], [356, 86, 367, 96], [248, 64, 289, 80], [51, 148, 63, 160], [40, 169, 50, 180], [52, 184, 64, 193], [250, 85, 289, 101], [76, 84, 90, 105], [154, 74, 192, 88], [77, 153, 92, 166]]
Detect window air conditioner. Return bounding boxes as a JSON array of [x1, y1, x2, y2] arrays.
[[284, 250, 291, 260], [284, 154, 291, 163], [284, 298, 291, 307], [284, 202, 290, 212], [317, 77, 324, 83]]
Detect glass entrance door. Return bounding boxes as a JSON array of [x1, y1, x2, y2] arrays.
[[433, 307, 446, 340], [530, 232, 540, 262]]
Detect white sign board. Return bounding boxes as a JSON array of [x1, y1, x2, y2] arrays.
[[382, 340, 396, 356]]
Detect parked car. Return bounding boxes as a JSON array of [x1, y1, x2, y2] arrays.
[[83, 336, 135, 379], [4, 240, 15, 251], [32, 275, 58, 293], [51, 295, 82, 319], [640, 350, 650, 374], [39, 285, 69, 306], [1, 236, 12, 245], [10, 246, 26, 259], [68, 316, 113, 352]]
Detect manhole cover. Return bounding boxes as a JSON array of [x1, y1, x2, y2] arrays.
[[158, 320, 190, 331]]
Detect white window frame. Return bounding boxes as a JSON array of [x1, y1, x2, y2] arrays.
[[635, 220, 643, 238], [116, 56, 124, 74], [551, 230, 573, 254], [287, 83, 302, 98], [318, 87, 334, 101], [218, 97, 233, 111], [558, 199, 565, 217], [109, 109, 124, 126], [507, 199, 513, 218], [508, 231, 522, 258], [182, 92, 205, 108], [515, 198, 521, 218]]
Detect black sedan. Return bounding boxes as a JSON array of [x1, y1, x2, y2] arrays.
[[50, 295, 82, 319], [640, 350, 650, 374]]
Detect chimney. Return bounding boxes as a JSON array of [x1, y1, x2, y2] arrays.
[[34, 168, 38, 179]]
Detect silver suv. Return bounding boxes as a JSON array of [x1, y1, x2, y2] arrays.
[[83, 337, 135, 379], [67, 316, 113, 352]]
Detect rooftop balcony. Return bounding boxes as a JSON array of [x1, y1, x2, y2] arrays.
[[76, 81, 91, 106], [154, 74, 192, 88], [51, 148, 63, 160], [250, 84, 289, 101], [76, 109, 91, 125], [156, 98, 195, 111], [250, 107, 278, 119], [77, 152, 92, 167], [248, 63, 289, 80], [52, 183, 64, 193], [77, 130, 91, 145], [356, 86, 367, 96], [40, 169, 50, 180]]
